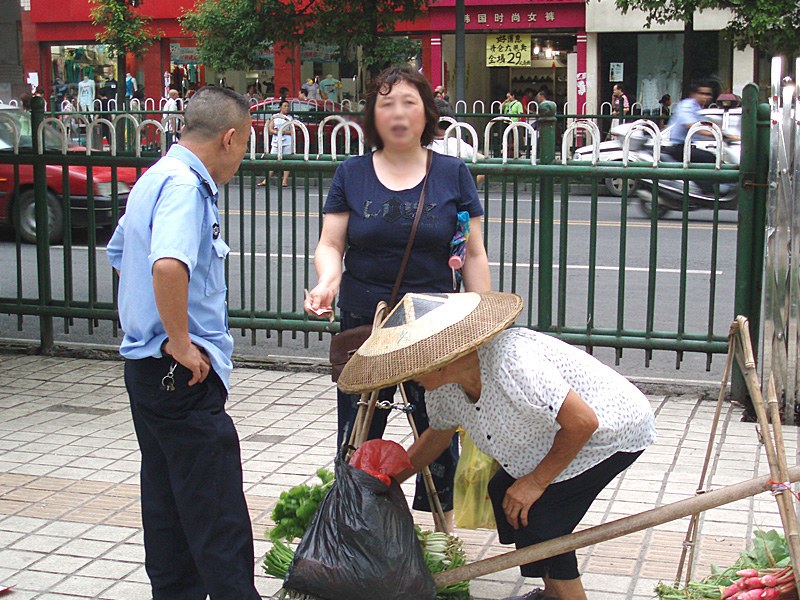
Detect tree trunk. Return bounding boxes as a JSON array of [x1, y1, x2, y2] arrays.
[[681, 17, 695, 97], [116, 53, 126, 152], [365, 0, 380, 79]]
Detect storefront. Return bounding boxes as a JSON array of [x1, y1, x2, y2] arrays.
[[597, 30, 732, 116], [24, 0, 208, 105], [586, 0, 756, 118], [49, 44, 118, 105], [168, 41, 206, 97], [423, 0, 587, 110]]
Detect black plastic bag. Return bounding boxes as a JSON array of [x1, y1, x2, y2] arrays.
[[284, 459, 436, 600]]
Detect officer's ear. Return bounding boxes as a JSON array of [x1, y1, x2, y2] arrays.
[[221, 128, 236, 150]]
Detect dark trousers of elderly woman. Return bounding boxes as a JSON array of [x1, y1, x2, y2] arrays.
[[337, 310, 459, 513], [488, 450, 643, 580]]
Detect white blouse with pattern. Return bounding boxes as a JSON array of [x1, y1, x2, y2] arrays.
[[426, 328, 657, 481]]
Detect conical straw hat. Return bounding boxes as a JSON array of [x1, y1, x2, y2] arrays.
[[337, 292, 523, 393]]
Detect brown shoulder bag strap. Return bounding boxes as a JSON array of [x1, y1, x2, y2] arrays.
[[388, 149, 433, 308]]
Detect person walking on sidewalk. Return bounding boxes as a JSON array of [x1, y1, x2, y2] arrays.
[[106, 85, 260, 600]]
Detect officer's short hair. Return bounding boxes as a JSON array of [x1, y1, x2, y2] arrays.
[[182, 85, 250, 140]]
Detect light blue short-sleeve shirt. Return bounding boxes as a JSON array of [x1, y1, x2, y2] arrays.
[[106, 144, 234, 389], [668, 97, 702, 146]]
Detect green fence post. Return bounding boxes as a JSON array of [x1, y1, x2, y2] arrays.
[[31, 96, 54, 353], [731, 83, 768, 401], [749, 101, 770, 354], [537, 100, 556, 332]]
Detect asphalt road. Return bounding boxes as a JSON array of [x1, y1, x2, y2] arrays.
[[0, 177, 739, 385]]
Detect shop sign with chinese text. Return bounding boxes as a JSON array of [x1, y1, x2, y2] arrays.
[[486, 34, 532, 67], [429, 3, 585, 31]]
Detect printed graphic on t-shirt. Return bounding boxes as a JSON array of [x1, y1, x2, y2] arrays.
[[363, 198, 438, 224]]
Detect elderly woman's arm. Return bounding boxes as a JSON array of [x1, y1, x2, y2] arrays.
[[462, 216, 491, 293], [503, 390, 599, 529], [397, 426, 459, 483], [305, 212, 349, 315]]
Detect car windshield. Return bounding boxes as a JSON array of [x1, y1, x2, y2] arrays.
[[0, 109, 72, 152]]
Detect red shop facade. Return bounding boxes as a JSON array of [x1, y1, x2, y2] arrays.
[[414, 0, 588, 110], [22, 0, 303, 103]]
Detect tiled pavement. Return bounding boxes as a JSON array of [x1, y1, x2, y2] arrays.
[[0, 352, 795, 600]]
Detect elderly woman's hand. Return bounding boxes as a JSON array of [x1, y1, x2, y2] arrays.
[[502, 474, 548, 529], [502, 391, 599, 529]]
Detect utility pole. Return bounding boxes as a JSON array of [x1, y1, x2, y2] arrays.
[[455, 0, 465, 104]]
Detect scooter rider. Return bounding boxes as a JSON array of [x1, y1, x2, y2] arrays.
[[665, 82, 716, 191]]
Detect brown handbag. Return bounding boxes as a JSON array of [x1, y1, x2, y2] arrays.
[[329, 151, 433, 383]]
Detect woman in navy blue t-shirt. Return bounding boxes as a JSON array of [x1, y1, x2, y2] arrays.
[[305, 66, 491, 526]]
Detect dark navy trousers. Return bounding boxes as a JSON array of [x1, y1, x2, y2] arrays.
[[125, 357, 260, 600]]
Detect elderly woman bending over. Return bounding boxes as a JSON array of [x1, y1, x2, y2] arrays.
[[338, 292, 656, 600]]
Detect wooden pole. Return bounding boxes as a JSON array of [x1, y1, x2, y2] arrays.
[[735, 317, 800, 598], [343, 301, 448, 533], [433, 467, 800, 587], [676, 323, 737, 586], [347, 302, 389, 455], [398, 383, 449, 534]]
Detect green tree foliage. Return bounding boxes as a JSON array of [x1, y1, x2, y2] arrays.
[[90, 0, 163, 109], [614, 0, 800, 56], [89, 0, 162, 58], [180, 0, 426, 74]]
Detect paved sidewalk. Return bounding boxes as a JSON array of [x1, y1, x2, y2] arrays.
[[0, 352, 795, 600]]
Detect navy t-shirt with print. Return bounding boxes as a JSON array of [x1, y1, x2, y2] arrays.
[[323, 152, 484, 316]]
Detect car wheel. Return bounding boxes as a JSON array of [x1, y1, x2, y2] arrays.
[[636, 188, 670, 219], [604, 175, 639, 197], [15, 189, 64, 244]]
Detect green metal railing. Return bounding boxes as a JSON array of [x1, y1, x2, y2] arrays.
[[0, 88, 769, 374]]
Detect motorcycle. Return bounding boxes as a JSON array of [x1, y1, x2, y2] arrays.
[[633, 116, 741, 219]]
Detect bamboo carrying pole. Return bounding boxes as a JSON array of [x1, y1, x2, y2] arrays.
[[434, 316, 800, 588], [434, 467, 800, 587], [345, 302, 449, 533], [734, 317, 800, 598], [398, 383, 450, 534], [675, 325, 736, 586], [675, 321, 748, 585]]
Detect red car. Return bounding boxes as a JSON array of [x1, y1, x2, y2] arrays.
[[250, 98, 359, 155], [0, 108, 139, 244]]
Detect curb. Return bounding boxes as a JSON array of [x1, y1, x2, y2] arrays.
[[1, 340, 728, 397]]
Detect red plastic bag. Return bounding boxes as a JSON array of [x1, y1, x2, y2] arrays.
[[349, 439, 413, 486]]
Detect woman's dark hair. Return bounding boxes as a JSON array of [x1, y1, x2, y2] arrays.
[[363, 66, 438, 150]]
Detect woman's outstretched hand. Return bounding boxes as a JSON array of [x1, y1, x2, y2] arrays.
[[304, 285, 336, 319]]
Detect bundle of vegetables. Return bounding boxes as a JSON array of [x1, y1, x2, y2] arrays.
[[656, 530, 797, 600], [719, 567, 796, 599], [268, 468, 334, 543], [264, 539, 296, 580], [266, 525, 471, 599], [263, 469, 334, 579], [416, 526, 471, 600]]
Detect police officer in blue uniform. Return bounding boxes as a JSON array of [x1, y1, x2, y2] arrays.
[[107, 85, 260, 599]]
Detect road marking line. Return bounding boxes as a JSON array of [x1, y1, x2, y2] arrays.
[[56, 247, 723, 276], [224, 252, 721, 275], [220, 210, 737, 230]]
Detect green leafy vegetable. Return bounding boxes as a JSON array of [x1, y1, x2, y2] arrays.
[[416, 526, 471, 600], [268, 468, 334, 543], [655, 530, 793, 599]]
